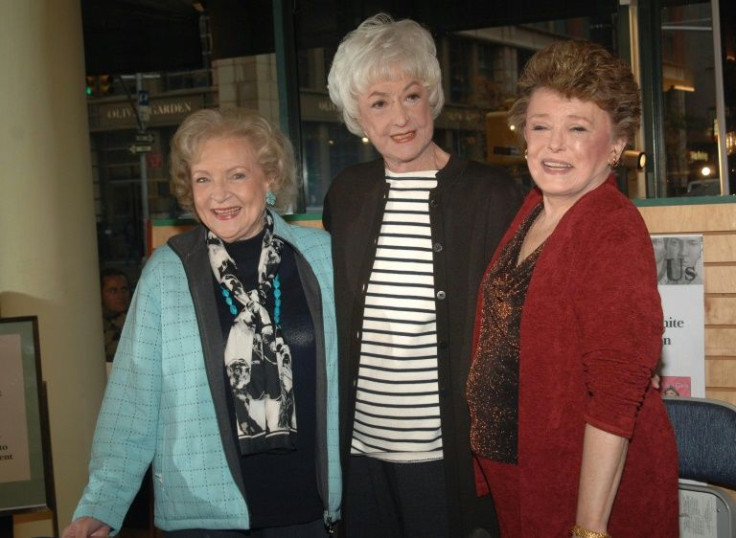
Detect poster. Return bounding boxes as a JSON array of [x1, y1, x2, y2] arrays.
[[650, 234, 706, 397], [0, 317, 50, 515], [0, 333, 32, 482]]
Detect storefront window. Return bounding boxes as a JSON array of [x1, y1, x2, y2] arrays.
[[301, 121, 377, 212], [86, 0, 736, 275], [449, 39, 474, 104], [660, 2, 724, 196], [295, 17, 612, 205]]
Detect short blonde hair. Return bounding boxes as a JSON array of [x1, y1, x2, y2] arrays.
[[508, 40, 641, 148], [170, 108, 297, 213], [327, 13, 444, 136]]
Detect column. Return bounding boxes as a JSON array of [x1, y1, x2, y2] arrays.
[[0, 1, 107, 537]]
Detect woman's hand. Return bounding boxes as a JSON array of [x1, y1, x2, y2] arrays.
[[650, 373, 661, 390], [61, 517, 111, 538]]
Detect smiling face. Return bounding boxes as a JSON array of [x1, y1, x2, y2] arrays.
[[191, 136, 272, 243], [524, 88, 625, 205], [356, 74, 436, 173]]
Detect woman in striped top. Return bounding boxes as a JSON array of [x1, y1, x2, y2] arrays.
[[324, 13, 524, 538]]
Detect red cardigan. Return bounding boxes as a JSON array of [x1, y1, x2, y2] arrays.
[[471, 177, 679, 536]]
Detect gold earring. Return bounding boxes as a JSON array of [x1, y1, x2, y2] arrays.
[[610, 152, 621, 168]]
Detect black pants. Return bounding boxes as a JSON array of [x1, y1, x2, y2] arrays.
[[163, 519, 329, 538], [343, 455, 450, 538]]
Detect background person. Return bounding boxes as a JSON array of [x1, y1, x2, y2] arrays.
[[63, 108, 340, 537], [323, 13, 524, 537], [466, 40, 678, 537], [100, 268, 131, 363]]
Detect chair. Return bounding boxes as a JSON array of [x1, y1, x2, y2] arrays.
[[663, 396, 736, 537]]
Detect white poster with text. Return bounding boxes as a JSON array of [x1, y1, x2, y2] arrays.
[[651, 234, 706, 397]]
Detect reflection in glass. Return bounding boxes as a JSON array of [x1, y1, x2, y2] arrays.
[[661, 2, 721, 197]]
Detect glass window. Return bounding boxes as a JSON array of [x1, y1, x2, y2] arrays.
[[660, 2, 723, 197], [295, 16, 618, 205], [723, 0, 736, 191], [301, 121, 377, 212], [449, 39, 475, 104]]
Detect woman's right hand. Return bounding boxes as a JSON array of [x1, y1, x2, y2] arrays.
[[61, 517, 111, 537]]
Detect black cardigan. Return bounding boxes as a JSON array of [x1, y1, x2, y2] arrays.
[[323, 155, 525, 536]]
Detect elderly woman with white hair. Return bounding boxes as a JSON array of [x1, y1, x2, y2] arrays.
[[63, 108, 341, 538], [323, 13, 524, 538]]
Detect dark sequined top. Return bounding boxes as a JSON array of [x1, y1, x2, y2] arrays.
[[466, 204, 544, 463]]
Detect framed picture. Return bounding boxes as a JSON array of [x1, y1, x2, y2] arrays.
[[0, 316, 54, 516]]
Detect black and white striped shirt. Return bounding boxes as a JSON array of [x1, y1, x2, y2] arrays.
[[351, 170, 442, 462]]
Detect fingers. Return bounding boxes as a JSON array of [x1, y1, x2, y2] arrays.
[[651, 374, 661, 390], [61, 517, 111, 538]]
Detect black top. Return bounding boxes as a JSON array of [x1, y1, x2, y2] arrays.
[[214, 230, 323, 529], [467, 204, 542, 463], [323, 155, 526, 535]]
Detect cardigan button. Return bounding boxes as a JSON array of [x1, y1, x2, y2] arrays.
[[433, 242, 444, 252], [436, 290, 446, 300]]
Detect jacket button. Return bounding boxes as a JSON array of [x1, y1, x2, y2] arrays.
[[433, 242, 444, 252], [429, 198, 438, 208], [436, 290, 446, 300]]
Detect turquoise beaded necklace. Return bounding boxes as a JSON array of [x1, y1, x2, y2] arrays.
[[220, 275, 282, 326], [272, 275, 282, 325]]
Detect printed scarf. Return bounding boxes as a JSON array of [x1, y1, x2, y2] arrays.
[[207, 212, 296, 454]]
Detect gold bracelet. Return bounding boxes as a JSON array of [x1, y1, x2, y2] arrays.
[[570, 525, 612, 538]]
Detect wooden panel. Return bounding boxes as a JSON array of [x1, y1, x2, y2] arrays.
[[150, 223, 194, 252], [704, 266, 736, 294], [289, 218, 323, 229], [706, 358, 736, 388], [705, 388, 736, 406], [638, 202, 736, 404], [706, 296, 736, 325], [639, 204, 736, 233], [705, 327, 736, 356], [149, 218, 324, 252], [703, 234, 736, 263]]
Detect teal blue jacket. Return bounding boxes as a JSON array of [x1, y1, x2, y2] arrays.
[[74, 212, 341, 532]]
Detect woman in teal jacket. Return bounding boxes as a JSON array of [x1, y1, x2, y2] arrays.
[[64, 109, 340, 537]]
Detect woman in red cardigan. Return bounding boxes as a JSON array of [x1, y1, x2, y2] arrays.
[[466, 40, 679, 537]]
